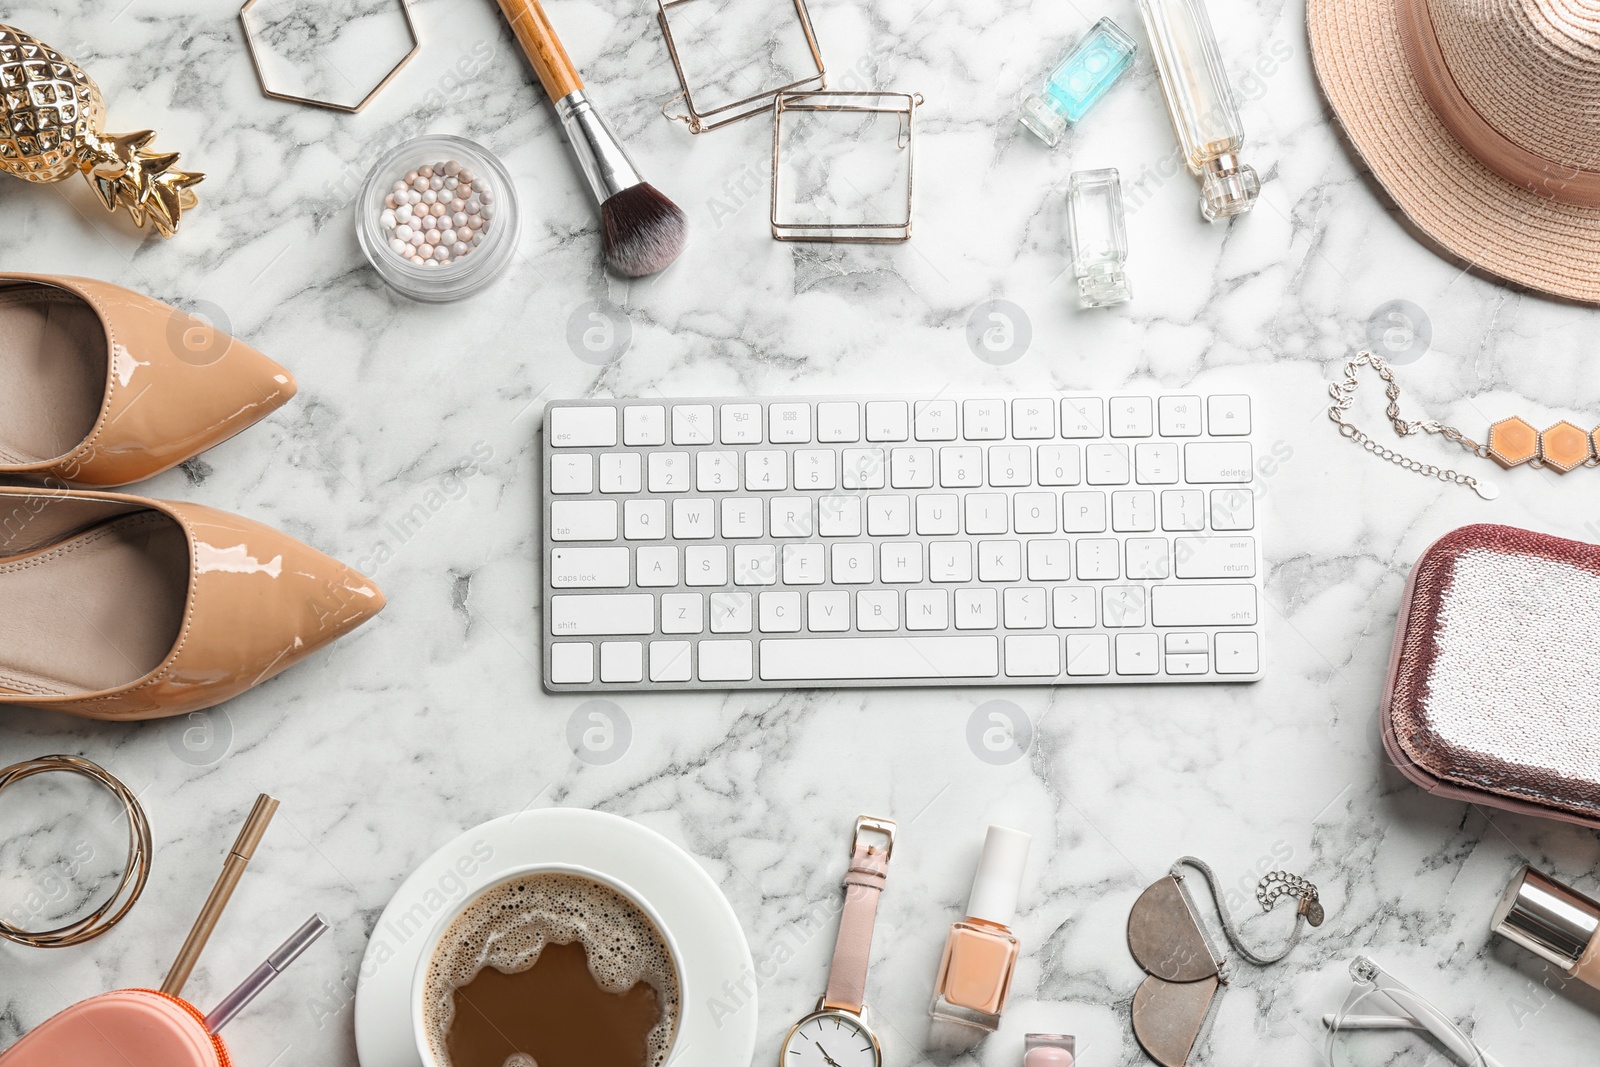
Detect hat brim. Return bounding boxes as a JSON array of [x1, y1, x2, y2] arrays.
[[1308, 0, 1600, 304]]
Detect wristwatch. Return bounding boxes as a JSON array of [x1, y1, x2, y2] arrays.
[[778, 816, 896, 1067]]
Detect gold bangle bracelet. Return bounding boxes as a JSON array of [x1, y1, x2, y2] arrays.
[[0, 755, 152, 948]]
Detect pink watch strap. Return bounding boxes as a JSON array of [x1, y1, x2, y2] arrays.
[[822, 817, 895, 1014]]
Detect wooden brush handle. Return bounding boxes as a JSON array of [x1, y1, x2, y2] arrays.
[[495, 0, 585, 100]]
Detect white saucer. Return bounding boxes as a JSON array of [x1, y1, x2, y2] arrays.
[[353, 808, 757, 1066]]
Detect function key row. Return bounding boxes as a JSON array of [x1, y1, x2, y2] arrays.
[[549, 396, 1252, 448]]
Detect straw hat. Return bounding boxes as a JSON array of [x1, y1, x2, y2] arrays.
[[1309, 0, 1600, 303]]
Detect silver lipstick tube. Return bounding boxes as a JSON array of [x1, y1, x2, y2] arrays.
[[1492, 866, 1600, 975], [554, 90, 644, 206]]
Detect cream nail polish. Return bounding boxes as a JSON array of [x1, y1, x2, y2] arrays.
[[930, 825, 1032, 1031], [1023, 1034, 1075, 1067], [1493, 865, 1600, 987]]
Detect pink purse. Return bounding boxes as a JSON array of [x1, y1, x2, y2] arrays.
[[1382, 524, 1600, 827]]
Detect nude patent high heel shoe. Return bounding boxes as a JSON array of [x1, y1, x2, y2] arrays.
[[0, 488, 384, 721], [0, 274, 296, 488]]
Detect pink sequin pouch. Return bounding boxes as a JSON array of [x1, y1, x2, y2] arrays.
[[1382, 524, 1600, 827]]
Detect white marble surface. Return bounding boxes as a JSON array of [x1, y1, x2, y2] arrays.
[[2, 0, 1600, 1064]]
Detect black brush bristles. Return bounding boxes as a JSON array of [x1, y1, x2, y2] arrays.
[[600, 183, 687, 277]]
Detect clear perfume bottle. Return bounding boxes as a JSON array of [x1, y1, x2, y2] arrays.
[[930, 826, 1031, 1032], [1067, 168, 1131, 308], [1019, 18, 1137, 147], [1138, 0, 1258, 220]]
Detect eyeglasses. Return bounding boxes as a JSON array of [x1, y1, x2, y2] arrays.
[[1127, 857, 1321, 1067], [1323, 956, 1499, 1067]]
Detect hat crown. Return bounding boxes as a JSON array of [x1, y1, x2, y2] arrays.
[[1431, 0, 1600, 170]]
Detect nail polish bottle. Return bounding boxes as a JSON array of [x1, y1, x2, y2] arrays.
[[930, 825, 1032, 1031], [1492, 866, 1600, 987], [1019, 18, 1138, 147], [1138, 0, 1259, 220], [1024, 1034, 1075, 1067]]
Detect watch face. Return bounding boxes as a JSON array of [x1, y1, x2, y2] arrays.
[[780, 1010, 881, 1067]]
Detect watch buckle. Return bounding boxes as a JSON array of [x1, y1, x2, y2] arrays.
[[852, 815, 896, 861]]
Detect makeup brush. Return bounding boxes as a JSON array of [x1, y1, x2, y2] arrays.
[[494, 0, 687, 277]]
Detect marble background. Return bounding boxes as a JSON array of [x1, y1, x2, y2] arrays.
[[2, 0, 1599, 1064]]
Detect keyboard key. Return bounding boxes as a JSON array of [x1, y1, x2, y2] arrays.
[[1184, 441, 1253, 483], [550, 454, 593, 494], [955, 588, 998, 629], [1135, 443, 1180, 484], [1126, 537, 1170, 579], [733, 545, 777, 585], [832, 543, 874, 583], [550, 547, 629, 588], [1161, 490, 1206, 531], [1061, 491, 1107, 533], [760, 636, 999, 680], [648, 452, 690, 492], [699, 639, 753, 681], [1076, 538, 1120, 579], [551, 593, 653, 636], [721, 498, 763, 538], [684, 546, 727, 586], [1011, 399, 1055, 439], [988, 446, 1032, 487], [720, 404, 763, 443], [672, 405, 714, 444], [672, 499, 715, 539], [978, 540, 1022, 582], [939, 446, 984, 487], [769, 403, 812, 443], [1210, 488, 1255, 530], [1165, 653, 1209, 675], [1005, 635, 1060, 676], [1215, 632, 1260, 674], [697, 451, 738, 491], [599, 453, 641, 493], [1112, 490, 1156, 532], [746, 450, 787, 490], [857, 590, 900, 630], [1014, 493, 1057, 534], [1053, 587, 1095, 627], [710, 590, 753, 632], [906, 589, 949, 630], [914, 401, 958, 441], [867, 495, 911, 536], [623, 405, 666, 445], [770, 497, 813, 538], [818, 495, 862, 536], [624, 499, 666, 540], [930, 541, 973, 582], [1159, 396, 1203, 437], [794, 449, 837, 489], [807, 590, 851, 631], [865, 401, 910, 441], [880, 542, 924, 582], [782, 544, 825, 585], [650, 641, 692, 682], [817, 402, 861, 442], [1116, 633, 1159, 675], [891, 447, 935, 488], [660, 593, 703, 633], [1003, 587, 1047, 628], [1174, 535, 1255, 579], [1086, 444, 1131, 484], [1103, 586, 1148, 627], [1066, 634, 1111, 675], [963, 400, 1007, 439], [1109, 396, 1154, 437], [1166, 632, 1208, 653], [550, 405, 616, 446], [1151, 584, 1257, 626], [551, 500, 617, 541], [1037, 445, 1082, 486], [843, 448, 886, 489], [965, 494, 1009, 534], [760, 592, 803, 632], [1207, 395, 1251, 435], [1027, 539, 1071, 580], [600, 641, 643, 683], [1060, 397, 1104, 438], [550, 642, 593, 683], [916, 494, 960, 535]]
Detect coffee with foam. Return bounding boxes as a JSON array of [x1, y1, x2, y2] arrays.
[[421, 871, 681, 1067]]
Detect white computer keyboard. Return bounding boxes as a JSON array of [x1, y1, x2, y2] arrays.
[[541, 394, 1263, 690]]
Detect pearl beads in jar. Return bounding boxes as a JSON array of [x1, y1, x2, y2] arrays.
[[374, 156, 496, 271]]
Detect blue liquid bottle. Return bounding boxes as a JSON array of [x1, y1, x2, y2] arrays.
[[1019, 18, 1138, 147]]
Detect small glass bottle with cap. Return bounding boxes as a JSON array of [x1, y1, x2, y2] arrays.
[[1019, 19, 1137, 147], [1138, 0, 1259, 220], [1493, 865, 1600, 987], [1067, 168, 1132, 308], [1024, 1034, 1075, 1067], [930, 825, 1032, 1031]]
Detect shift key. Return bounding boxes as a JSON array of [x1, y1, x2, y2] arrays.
[[1151, 585, 1257, 626], [552, 594, 654, 635], [1184, 442, 1253, 483]]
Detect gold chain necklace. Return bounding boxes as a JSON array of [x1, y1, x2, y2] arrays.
[[1328, 350, 1600, 500]]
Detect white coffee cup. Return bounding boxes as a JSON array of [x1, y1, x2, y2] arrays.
[[410, 862, 688, 1067]]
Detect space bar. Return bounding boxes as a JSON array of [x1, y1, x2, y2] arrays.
[[760, 637, 999, 680]]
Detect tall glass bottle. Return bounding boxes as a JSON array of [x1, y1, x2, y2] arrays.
[[1138, 0, 1258, 220]]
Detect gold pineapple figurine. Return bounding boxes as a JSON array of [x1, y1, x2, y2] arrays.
[[0, 24, 202, 237]]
